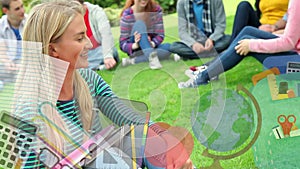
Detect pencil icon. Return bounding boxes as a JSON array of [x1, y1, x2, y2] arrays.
[[138, 112, 150, 166], [131, 124, 137, 169]]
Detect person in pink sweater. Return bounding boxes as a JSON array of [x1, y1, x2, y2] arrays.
[[178, 0, 300, 88]]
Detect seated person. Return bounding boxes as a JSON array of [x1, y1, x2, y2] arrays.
[[170, 0, 231, 60], [230, 0, 289, 42], [119, 0, 171, 69], [0, 0, 26, 90], [178, 0, 299, 88], [75, 0, 119, 71]]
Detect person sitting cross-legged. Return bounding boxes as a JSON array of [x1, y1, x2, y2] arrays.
[[119, 0, 172, 69], [169, 0, 231, 60]]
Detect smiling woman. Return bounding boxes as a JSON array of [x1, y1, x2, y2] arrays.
[[11, 1, 194, 168], [48, 12, 92, 70], [14, 1, 96, 167]]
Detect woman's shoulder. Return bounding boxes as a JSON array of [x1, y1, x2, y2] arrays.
[[78, 69, 103, 81], [79, 68, 96, 74], [176, 0, 185, 6], [85, 2, 104, 12], [121, 7, 133, 17], [78, 69, 111, 91], [153, 4, 163, 12]]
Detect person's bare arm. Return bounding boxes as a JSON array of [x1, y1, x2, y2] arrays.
[[259, 18, 287, 33], [273, 18, 287, 32]]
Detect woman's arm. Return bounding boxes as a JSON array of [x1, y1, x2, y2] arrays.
[[119, 8, 135, 56], [91, 4, 115, 60], [82, 70, 195, 168], [249, 0, 300, 53], [83, 69, 146, 126], [150, 5, 165, 47], [259, 17, 287, 33]]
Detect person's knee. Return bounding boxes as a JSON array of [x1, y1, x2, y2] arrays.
[[240, 34, 252, 40], [233, 34, 253, 46], [215, 35, 231, 52], [235, 1, 253, 19], [170, 42, 186, 51], [160, 43, 171, 51], [133, 20, 147, 34], [237, 1, 252, 11], [240, 26, 257, 36]]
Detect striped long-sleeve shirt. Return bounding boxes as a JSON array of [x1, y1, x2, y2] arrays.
[[19, 69, 147, 168], [119, 5, 165, 56]]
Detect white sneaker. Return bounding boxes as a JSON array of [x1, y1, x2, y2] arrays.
[[179, 69, 209, 88], [173, 54, 181, 62], [185, 65, 207, 79], [185, 65, 218, 81], [122, 58, 134, 67], [149, 51, 162, 69], [97, 64, 106, 70], [178, 78, 197, 88]]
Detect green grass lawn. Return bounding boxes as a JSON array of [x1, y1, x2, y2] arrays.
[[101, 1, 261, 168]]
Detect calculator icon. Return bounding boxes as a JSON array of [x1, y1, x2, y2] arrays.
[[0, 110, 38, 168], [286, 62, 300, 73]]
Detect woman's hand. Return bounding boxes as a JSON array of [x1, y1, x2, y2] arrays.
[[132, 31, 141, 50], [134, 31, 141, 43], [259, 24, 275, 33], [272, 29, 285, 35], [192, 42, 205, 54], [204, 38, 214, 51], [235, 39, 250, 56], [148, 36, 155, 48], [104, 57, 117, 70]]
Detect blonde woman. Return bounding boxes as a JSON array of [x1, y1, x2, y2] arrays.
[[13, 1, 193, 168]]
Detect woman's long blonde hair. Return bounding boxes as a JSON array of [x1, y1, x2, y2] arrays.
[[14, 0, 93, 158]]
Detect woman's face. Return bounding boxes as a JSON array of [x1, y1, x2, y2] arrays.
[[50, 13, 92, 70], [134, 0, 149, 9]]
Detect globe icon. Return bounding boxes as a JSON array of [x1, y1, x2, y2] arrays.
[[192, 88, 254, 151], [191, 85, 262, 169]]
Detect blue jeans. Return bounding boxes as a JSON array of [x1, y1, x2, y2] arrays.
[[130, 20, 171, 64], [197, 26, 298, 84], [169, 35, 230, 59], [170, 41, 218, 59], [88, 46, 119, 69], [230, 1, 260, 43], [214, 34, 231, 53]]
